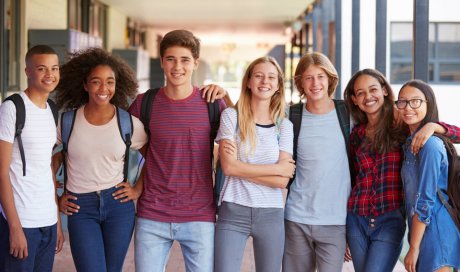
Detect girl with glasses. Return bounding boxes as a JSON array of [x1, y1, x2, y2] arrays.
[[398, 79, 460, 272]]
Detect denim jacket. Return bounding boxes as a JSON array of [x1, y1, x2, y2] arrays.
[[402, 135, 449, 227]]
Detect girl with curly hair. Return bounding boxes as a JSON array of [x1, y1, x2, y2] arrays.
[[53, 47, 148, 271]]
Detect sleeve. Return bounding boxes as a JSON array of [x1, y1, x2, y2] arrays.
[[130, 115, 148, 150], [278, 118, 293, 155], [349, 126, 361, 186], [0, 101, 17, 143], [128, 93, 144, 119], [414, 136, 445, 225], [218, 98, 227, 113], [438, 122, 460, 143], [215, 108, 237, 144]]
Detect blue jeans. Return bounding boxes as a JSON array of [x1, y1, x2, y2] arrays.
[[67, 186, 135, 272], [135, 218, 214, 272], [346, 208, 406, 272], [0, 215, 57, 272], [214, 202, 285, 272]]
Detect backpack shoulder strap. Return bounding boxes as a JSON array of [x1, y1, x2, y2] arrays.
[[208, 100, 221, 163], [287, 102, 303, 190], [140, 88, 160, 137], [4, 94, 26, 176], [47, 99, 59, 126], [60, 110, 77, 190], [333, 99, 350, 148], [289, 102, 303, 163], [116, 107, 134, 182]]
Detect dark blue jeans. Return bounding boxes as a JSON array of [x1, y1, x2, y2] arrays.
[[346, 208, 406, 272], [0, 215, 56, 272], [67, 186, 135, 272]]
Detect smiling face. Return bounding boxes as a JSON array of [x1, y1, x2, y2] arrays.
[[161, 46, 199, 89], [397, 85, 428, 133], [351, 74, 388, 118], [25, 54, 60, 94], [247, 62, 279, 102], [84, 65, 116, 107], [299, 65, 330, 103]]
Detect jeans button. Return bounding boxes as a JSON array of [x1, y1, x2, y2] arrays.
[[370, 223, 375, 227], [370, 218, 375, 222]]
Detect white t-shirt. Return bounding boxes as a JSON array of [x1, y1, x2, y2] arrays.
[[57, 105, 147, 193], [215, 107, 293, 208], [0, 92, 58, 228]]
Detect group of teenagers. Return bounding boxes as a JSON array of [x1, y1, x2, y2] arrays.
[[0, 28, 459, 272]]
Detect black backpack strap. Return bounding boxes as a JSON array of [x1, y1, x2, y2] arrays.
[[333, 99, 350, 149], [208, 101, 220, 162], [140, 88, 160, 137], [4, 94, 26, 176], [47, 99, 59, 126], [333, 99, 355, 184], [287, 102, 303, 190], [61, 110, 77, 192], [116, 107, 134, 182]]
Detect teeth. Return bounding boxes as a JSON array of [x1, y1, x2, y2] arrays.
[[258, 87, 270, 91], [98, 94, 108, 99], [365, 101, 377, 106]]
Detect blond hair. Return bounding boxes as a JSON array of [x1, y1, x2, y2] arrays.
[[236, 56, 285, 152]]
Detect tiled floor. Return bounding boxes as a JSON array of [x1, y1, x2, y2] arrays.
[[53, 231, 406, 272]]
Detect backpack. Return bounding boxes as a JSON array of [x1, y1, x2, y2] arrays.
[[139, 88, 221, 204], [435, 135, 460, 231], [3, 93, 58, 176], [288, 99, 351, 190], [60, 107, 133, 190]]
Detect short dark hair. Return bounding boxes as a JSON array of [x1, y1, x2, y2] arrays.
[[159, 30, 200, 59], [25, 45, 58, 63], [399, 79, 439, 126]]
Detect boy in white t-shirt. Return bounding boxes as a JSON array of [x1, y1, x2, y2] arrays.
[[0, 45, 64, 271]]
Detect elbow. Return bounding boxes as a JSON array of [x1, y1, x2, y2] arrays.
[[221, 161, 236, 177], [278, 177, 289, 189]]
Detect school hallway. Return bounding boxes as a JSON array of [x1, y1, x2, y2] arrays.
[[53, 231, 406, 272]]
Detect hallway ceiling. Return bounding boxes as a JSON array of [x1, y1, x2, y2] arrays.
[[101, 0, 314, 44]]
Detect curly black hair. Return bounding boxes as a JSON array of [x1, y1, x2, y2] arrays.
[[55, 47, 138, 111]]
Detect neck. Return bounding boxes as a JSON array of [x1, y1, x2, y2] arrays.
[[251, 99, 272, 125], [164, 84, 194, 100], [24, 88, 49, 109], [84, 103, 115, 125], [305, 98, 334, 114]]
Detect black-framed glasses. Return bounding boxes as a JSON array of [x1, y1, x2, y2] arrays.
[[395, 99, 427, 109]]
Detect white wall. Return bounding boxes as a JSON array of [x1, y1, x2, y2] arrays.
[[337, 0, 460, 125], [26, 0, 67, 29], [107, 6, 127, 51]]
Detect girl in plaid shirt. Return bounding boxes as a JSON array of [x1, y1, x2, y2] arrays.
[[343, 69, 460, 272]]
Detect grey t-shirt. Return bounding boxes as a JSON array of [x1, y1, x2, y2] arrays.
[[285, 106, 351, 225]]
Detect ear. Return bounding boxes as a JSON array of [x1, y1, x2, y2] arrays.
[[351, 94, 358, 105], [382, 86, 388, 96], [24, 67, 31, 79], [160, 57, 164, 69], [194, 58, 200, 70], [83, 81, 88, 92]]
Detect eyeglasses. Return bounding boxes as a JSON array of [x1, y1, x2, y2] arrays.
[[395, 99, 427, 109]]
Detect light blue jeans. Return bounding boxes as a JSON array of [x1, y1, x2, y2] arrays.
[[134, 218, 214, 272]]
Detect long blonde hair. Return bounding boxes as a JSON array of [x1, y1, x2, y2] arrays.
[[236, 56, 285, 152]]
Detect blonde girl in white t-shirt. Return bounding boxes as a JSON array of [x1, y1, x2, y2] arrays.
[[214, 56, 295, 272]]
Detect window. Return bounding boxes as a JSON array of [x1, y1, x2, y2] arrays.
[[390, 22, 460, 83]]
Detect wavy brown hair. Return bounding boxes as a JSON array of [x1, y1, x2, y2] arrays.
[[344, 69, 406, 153], [55, 47, 138, 111], [237, 56, 286, 152], [294, 52, 339, 99]]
